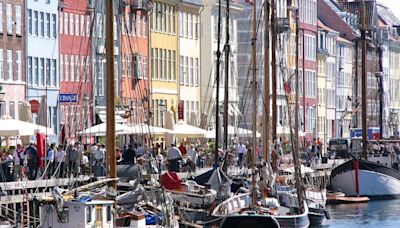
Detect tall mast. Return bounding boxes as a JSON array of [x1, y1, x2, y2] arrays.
[[223, 0, 230, 150], [293, 0, 305, 212], [263, 0, 270, 161], [215, 0, 222, 165], [251, 0, 258, 205], [378, 46, 383, 139], [361, 0, 368, 160], [105, 0, 116, 185], [271, 0, 277, 141]]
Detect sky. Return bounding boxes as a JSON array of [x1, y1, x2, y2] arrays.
[[378, 0, 400, 19]]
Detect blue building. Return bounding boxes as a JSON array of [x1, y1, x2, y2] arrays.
[[91, 0, 120, 122], [26, 0, 59, 142]]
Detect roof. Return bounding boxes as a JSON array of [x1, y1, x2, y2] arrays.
[[181, 0, 203, 7], [337, 36, 353, 44], [377, 3, 400, 26], [318, 20, 338, 34], [64, 200, 115, 205]]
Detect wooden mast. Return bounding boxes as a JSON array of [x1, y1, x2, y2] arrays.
[[223, 0, 230, 150], [251, 0, 258, 205], [271, 0, 277, 141], [293, 0, 305, 212], [361, 0, 368, 160], [105, 0, 116, 186], [263, 0, 270, 162], [215, 0, 222, 165]]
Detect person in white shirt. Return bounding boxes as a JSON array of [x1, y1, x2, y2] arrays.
[[55, 145, 66, 178], [237, 142, 247, 167], [187, 145, 197, 172], [13, 144, 25, 180]]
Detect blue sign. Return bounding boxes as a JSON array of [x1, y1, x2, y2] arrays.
[[59, 94, 78, 103]]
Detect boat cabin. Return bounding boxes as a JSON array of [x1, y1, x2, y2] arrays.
[[39, 200, 114, 228]]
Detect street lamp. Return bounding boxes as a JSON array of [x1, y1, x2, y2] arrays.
[[0, 86, 5, 118]]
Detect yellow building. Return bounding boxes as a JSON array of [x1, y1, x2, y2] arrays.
[[150, 1, 179, 129]]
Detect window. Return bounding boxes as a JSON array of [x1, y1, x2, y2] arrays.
[[121, 54, 126, 77], [167, 5, 171, 33], [15, 6, 21, 35], [179, 12, 182, 37], [60, 12, 63, 35], [86, 15, 90, 37], [75, 14, 79, 36], [137, 14, 141, 37], [0, 4, 3, 34], [0, 50, 3, 80], [65, 55, 69, 81], [28, 56, 32, 84], [45, 13, 50, 38], [6, 4, 12, 35], [70, 55, 74, 81], [154, 49, 158, 79], [142, 16, 146, 37], [70, 13, 74, 35], [168, 50, 171, 80], [195, 15, 199, 39], [131, 13, 136, 36], [34, 57, 38, 85], [189, 14, 193, 39], [40, 12, 44, 37], [184, 56, 188, 84], [60, 54, 64, 81], [80, 15, 85, 36], [183, 13, 187, 38], [9, 102, 15, 119], [191, 58, 195, 86], [179, 56, 184, 84], [52, 59, 57, 86], [40, 58, 44, 85], [46, 59, 51, 86], [194, 58, 199, 86], [172, 51, 176, 80], [163, 49, 166, 80], [97, 13, 102, 38], [113, 15, 117, 39], [75, 55, 79, 81], [143, 57, 147, 79], [151, 49, 154, 78], [7, 50, 12, 81], [97, 60, 104, 95], [127, 55, 131, 77], [64, 12, 68, 35], [34, 11, 38, 36], [16, 51, 21, 81], [52, 14, 56, 38]]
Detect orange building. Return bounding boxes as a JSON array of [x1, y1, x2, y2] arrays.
[[119, 2, 150, 125]]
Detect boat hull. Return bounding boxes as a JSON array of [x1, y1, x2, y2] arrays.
[[331, 159, 400, 198]]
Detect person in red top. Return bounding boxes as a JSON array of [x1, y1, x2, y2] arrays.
[[179, 143, 187, 156]]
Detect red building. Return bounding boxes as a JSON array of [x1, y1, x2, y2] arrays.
[[59, 0, 93, 143], [299, 0, 318, 142], [119, 1, 149, 125]]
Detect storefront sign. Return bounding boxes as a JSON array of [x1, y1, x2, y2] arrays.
[[59, 94, 78, 103]]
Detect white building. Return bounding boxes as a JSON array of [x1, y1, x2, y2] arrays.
[[200, 0, 243, 132], [26, 0, 59, 142], [178, 0, 203, 125]]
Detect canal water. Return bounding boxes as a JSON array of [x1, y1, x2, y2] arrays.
[[313, 199, 400, 228]]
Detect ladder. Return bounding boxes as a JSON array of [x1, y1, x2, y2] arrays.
[[21, 190, 29, 228]]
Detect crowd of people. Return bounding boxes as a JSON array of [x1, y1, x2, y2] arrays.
[[0, 141, 159, 182]]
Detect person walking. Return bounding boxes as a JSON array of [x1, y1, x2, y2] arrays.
[[68, 143, 79, 177], [26, 142, 39, 180], [55, 145, 65, 178], [13, 144, 25, 180], [123, 144, 136, 165], [46, 143, 56, 179], [167, 144, 182, 172], [237, 142, 247, 167]]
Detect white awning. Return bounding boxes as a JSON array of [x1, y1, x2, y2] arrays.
[[98, 114, 127, 123]]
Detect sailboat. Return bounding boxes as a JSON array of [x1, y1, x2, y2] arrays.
[[330, 1, 400, 199]]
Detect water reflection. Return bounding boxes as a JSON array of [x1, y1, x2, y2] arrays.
[[311, 199, 400, 228]]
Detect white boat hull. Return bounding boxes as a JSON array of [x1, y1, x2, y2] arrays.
[[331, 160, 400, 198], [167, 190, 217, 207]]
